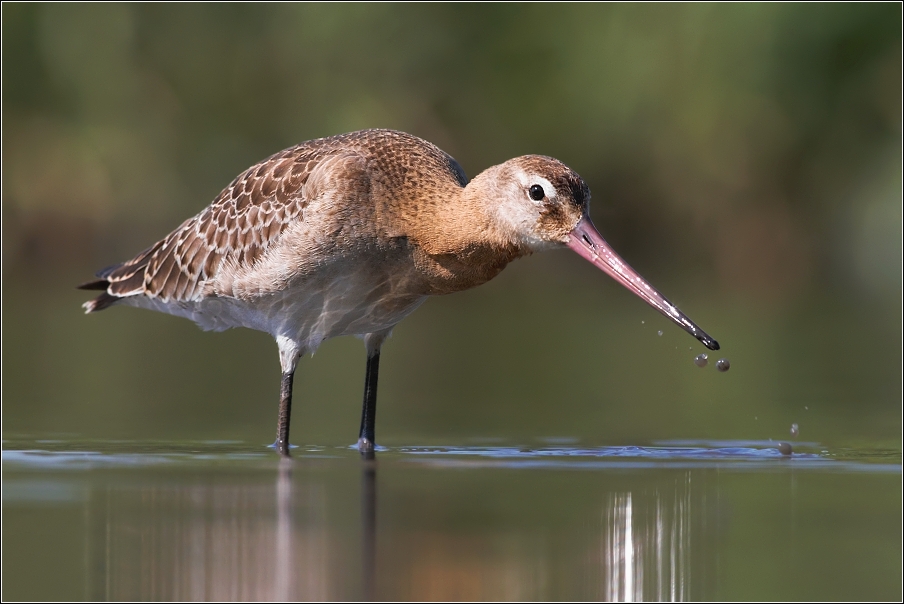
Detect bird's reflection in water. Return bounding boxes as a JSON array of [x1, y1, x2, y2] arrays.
[[86, 461, 711, 600], [275, 454, 379, 601], [88, 463, 332, 600]]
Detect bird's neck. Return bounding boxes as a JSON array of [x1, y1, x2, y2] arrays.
[[400, 165, 529, 295]]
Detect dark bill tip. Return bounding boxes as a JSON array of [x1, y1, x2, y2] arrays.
[[699, 334, 720, 351]]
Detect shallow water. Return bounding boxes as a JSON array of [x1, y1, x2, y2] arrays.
[[3, 262, 901, 600], [3, 438, 900, 601]]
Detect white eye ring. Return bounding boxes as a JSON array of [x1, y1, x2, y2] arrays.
[[516, 172, 555, 203]]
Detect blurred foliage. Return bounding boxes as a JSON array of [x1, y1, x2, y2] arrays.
[[4, 4, 901, 299], [1, 4, 901, 444]]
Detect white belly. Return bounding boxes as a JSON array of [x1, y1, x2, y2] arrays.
[[123, 264, 427, 355]]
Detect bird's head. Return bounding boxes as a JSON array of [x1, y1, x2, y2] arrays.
[[480, 155, 589, 251], [477, 155, 720, 351]]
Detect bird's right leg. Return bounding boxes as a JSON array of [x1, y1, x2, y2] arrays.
[[357, 330, 390, 457], [275, 336, 302, 457]]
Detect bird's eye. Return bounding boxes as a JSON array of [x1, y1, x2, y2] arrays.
[[529, 184, 545, 201]]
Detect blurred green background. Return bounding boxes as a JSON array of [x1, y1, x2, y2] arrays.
[[3, 3, 901, 447]]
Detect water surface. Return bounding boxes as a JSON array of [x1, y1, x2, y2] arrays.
[[3, 438, 900, 601]]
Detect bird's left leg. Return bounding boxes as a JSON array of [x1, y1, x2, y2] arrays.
[[358, 330, 390, 455]]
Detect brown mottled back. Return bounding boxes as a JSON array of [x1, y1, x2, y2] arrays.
[[81, 130, 468, 310]]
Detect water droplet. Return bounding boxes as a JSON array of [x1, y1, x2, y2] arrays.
[[657, 330, 663, 336], [790, 423, 799, 437], [694, 353, 708, 368], [716, 358, 730, 372], [778, 442, 793, 456]]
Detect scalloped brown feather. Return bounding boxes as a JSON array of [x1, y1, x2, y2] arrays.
[[83, 129, 476, 312]]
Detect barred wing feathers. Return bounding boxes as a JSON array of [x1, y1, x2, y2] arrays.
[[80, 144, 325, 312]]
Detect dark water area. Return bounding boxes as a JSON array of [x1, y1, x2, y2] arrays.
[[2, 439, 900, 601]]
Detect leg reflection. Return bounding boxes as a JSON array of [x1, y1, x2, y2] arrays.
[[361, 454, 377, 601], [275, 457, 294, 601]]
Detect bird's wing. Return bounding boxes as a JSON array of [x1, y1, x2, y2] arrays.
[[91, 144, 344, 305]]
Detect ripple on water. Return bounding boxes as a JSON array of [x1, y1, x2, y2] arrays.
[[389, 443, 900, 473], [1, 439, 900, 474]]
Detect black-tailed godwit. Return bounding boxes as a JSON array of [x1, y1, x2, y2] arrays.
[[80, 129, 719, 456]]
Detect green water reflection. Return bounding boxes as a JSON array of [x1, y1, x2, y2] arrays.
[[2, 442, 900, 601]]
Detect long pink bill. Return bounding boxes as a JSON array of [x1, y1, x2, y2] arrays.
[[566, 216, 720, 351]]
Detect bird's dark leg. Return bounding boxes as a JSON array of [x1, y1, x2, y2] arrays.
[[358, 331, 388, 456], [274, 336, 302, 457], [357, 351, 380, 456], [276, 370, 295, 456]]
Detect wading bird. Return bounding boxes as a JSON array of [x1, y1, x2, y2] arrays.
[[80, 129, 719, 456]]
